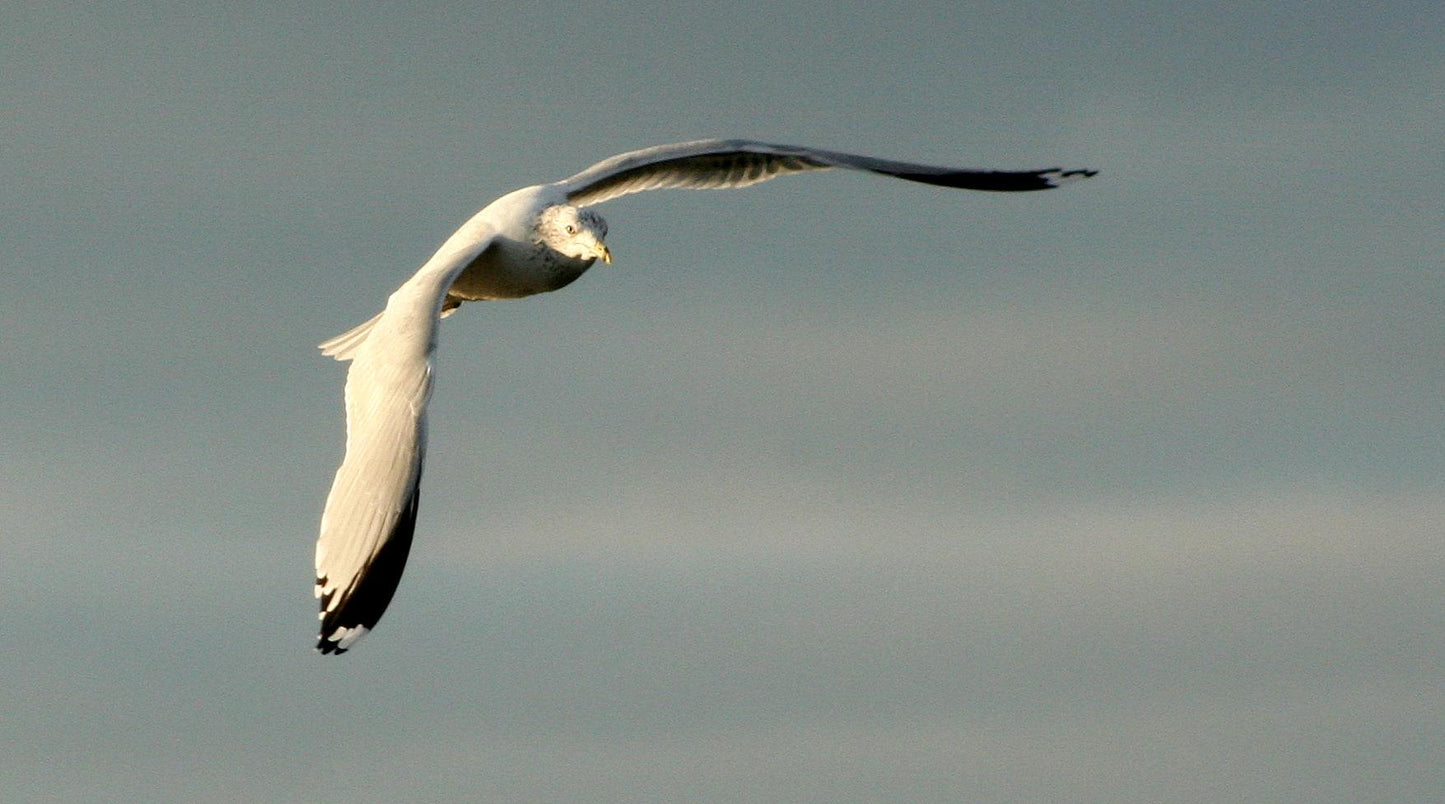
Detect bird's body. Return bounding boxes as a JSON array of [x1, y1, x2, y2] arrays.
[[314, 138, 1095, 654], [444, 186, 606, 302]]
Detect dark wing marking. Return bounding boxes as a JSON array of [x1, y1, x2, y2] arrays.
[[316, 481, 420, 654]]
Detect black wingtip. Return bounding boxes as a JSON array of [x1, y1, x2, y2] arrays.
[[893, 166, 1098, 192], [313, 487, 421, 656]]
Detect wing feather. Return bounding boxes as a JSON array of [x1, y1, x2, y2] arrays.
[[560, 138, 1096, 207]]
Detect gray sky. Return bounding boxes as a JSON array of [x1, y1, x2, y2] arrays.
[[4, 1, 1442, 801]]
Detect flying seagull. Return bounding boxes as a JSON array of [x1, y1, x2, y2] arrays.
[[313, 138, 1096, 654]]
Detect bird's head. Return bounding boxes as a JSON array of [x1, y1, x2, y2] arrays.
[[536, 205, 611, 265]]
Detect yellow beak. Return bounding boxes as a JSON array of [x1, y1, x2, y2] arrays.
[[596, 243, 612, 264]]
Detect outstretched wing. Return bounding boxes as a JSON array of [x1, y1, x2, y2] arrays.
[[558, 138, 1096, 207], [314, 226, 498, 654]]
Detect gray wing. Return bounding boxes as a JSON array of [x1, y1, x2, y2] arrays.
[[314, 226, 498, 655], [558, 138, 1096, 207]]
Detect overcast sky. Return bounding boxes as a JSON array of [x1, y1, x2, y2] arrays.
[[4, 2, 1442, 801]]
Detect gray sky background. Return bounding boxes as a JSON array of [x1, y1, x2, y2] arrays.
[[4, 2, 1442, 801]]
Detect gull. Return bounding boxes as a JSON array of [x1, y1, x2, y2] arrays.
[[313, 138, 1096, 654]]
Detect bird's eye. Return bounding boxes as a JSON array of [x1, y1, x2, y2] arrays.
[[564, 224, 577, 235]]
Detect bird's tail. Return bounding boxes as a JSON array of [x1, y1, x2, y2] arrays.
[[318, 312, 383, 362]]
